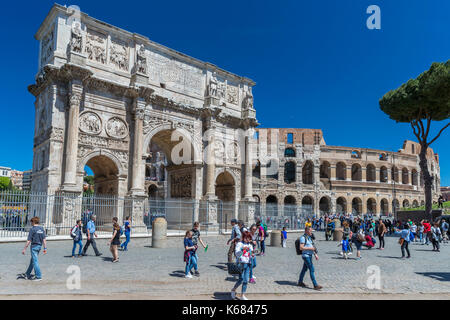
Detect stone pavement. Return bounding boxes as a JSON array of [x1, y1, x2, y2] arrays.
[[0, 232, 449, 299]]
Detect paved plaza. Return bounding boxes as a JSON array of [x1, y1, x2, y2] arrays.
[[0, 231, 449, 299]]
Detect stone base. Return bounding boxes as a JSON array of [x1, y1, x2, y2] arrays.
[[68, 51, 87, 66]]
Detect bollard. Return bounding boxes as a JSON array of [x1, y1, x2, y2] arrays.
[[152, 217, 167, 248], [270, 230, 282, 247], [333, 218, 341, 229], [333, 228, 343, 241]]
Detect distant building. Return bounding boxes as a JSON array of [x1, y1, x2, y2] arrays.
[[22, 170, 32, 191], [441, 187, 450, 202], [10, 170, 24, 189], [0, 166, 11, 178]]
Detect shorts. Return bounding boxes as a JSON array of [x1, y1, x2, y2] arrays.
[[354, 241, 362, 250]]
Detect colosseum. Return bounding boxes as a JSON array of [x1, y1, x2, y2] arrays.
[[249, 128, 441, 217]]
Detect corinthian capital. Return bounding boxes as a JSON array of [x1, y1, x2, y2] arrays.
[[68, 92, 82, 109]]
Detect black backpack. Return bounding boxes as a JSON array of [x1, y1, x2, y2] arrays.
[[295, 235, 307, 255]]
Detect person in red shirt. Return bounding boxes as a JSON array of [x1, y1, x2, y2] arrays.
[[363, 233, 374, 249], [421, 220, 431, 245]]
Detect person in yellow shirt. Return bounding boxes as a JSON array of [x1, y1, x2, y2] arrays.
[[305, 219, 312, 229]]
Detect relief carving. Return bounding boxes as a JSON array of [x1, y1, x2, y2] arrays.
[[110, 39, 129, 71], [79, 112, 102, 135], [106, 117, 128, 139], [85, 30, 106, 64], [170, 173, 192, 198], [227, 84, 238, 105], [136, 46, 147, 74]]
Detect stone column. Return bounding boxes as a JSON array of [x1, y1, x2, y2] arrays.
[[244, 136, 253, 200], [62, 87, 82, 190], [330, 165, 336, 181], [346, 166, 352, 181], [130, 100, 145, 194], [205, 134, 216, 198], [362, 167, 366, 182]]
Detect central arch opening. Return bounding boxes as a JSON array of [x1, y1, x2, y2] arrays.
[[215, 171, 235, 202]]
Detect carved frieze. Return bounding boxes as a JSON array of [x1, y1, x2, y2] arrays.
[[109, 38, 129, 71], [170, 173, 192, 198], [78, 133, 128, 150], [79, 112, 102, 135], [135, 45, 147, 74], [227, 84, 238, 105], [85, 30, 107, 64], [106, 117, 128, 139]]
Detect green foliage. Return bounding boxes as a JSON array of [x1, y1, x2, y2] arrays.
[[0, 177, 11, 190], [84, 175, 94, 185], [379, 60, 450, 122], [399, 201, 450, 212]]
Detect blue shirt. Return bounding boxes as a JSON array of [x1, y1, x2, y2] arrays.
[[184, 238, 194, 250], [124, 221, 131, 234], [87, 220, 96, 234], [300, 235, 314, 257], [282, 231, 287, 239], [396, 229, 410, 242]]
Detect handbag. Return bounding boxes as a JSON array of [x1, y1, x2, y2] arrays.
[[398, 238, 404, 245], [227, 262, 244, 275]]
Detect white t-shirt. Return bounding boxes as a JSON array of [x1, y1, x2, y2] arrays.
[[235, 241, 253, 264]]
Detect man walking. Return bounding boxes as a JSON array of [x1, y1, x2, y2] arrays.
[[297, 226, 322, 290], [227, 219, 241, 263], [377, 219, 386, 250], [20, 217, 47, 281], [82, 214, 102, 257], [396, 224, 411, 259]]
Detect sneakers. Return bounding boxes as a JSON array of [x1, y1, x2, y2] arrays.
[[231, 290, 236, 299], [112, 259, 119, 263], [31, 277, 43, 282], [194, 271, 200, 277], [185, 274, 193, 279], [96, 253, 103, 257], [240, 295, 249, 300]]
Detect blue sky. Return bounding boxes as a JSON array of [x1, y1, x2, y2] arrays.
[[0, 0, 448, 185]]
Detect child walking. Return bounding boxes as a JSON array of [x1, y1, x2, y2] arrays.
[[281, 227, 287, 248], [183, 230, 198, 279]]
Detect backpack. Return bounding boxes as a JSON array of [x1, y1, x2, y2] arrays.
[[70, 225, 78, 239], [262, 223, 268, 237], [295, 235, 309, 255]]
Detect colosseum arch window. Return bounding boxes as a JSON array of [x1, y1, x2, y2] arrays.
[[336, 197, 347, 214], [284, 195, 297, 216], [351, 163, 362, 181], [284, 148, 296, 157], [391, 166, 399, 183], [351, 150, 361, 159], [284, 161, 296, 183], [411, 169, 418, 186], [379, 153, 388, 161], [392, 199, 400, 211], [352, 197, 362, 214], [266, 195, 278, 216], [366, 164, 376, 182], [420, 200, 425, 206], [301, 196, 314, 215], [252, 160, 261, 179], [380, 166, 388, 182], [380, 199, 389, 215], [403, 199, 410, 208], [402, 168, 409, 184], [319, 197, 331, 215], [336, 162, 346, 180], [412, 200, 419, 208], [367, 198, 376, 214], [320, 161, 331, 179], [302, 160, 314, 184]]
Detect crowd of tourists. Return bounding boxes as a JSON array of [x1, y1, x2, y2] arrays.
[[17, 207, 449, 299]]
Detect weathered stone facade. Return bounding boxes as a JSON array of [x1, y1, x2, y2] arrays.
[[28, 5, 258, 228], [252, 128, 441, 216]]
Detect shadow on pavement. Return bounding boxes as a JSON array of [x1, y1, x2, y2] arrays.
[[169, 270, 185, 278], [376, 256, 401, 259], [274, 280, 297, 286], [416, 272, 450, 282], [210, 264, 227, 271], [212, 292, 232, 300], [101, 257, 114, 262]]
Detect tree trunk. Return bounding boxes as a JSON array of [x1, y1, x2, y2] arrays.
[[419, 143, 433, 218]]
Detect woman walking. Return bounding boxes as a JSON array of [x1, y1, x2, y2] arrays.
[[249, 224, 258, 283], [231, 231, 254, 300], [183, 230, 197, 279], [109, 217, 121, 263]]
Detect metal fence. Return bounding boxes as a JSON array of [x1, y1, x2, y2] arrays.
[[0, 191, 316, 239]]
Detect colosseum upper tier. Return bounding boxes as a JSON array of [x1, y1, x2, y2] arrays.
[[251, 128, 441, 216]]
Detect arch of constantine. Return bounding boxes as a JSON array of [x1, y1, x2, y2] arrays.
[[28, 5, 442, 233]]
